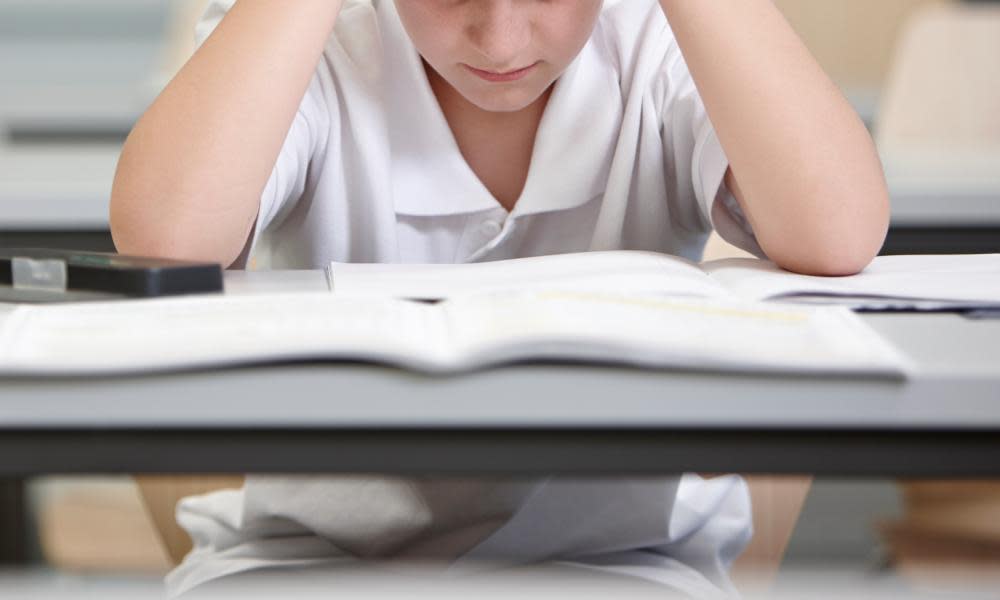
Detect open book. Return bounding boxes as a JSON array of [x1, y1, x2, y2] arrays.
[[0, 287, 908, 379], [328, 251, 1000, 311]]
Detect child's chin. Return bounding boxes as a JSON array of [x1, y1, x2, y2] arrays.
[[463, 87, 547, 114]]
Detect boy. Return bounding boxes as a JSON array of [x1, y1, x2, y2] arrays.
[[111, 0, 890, 596]]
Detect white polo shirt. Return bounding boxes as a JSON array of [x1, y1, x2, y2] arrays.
[[168, 0, 760, 597], [203, 0, 763, 268]]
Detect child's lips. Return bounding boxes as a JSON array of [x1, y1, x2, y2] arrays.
[[463, 62, 539, 83]]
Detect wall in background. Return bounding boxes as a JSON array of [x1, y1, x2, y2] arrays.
[[0, 0, 942, 94], [0, 0, 163, 35], [3, 0, 965, 577], [774, 0, 943, 90]]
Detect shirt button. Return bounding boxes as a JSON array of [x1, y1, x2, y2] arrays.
[[479, 220, 503, 238]]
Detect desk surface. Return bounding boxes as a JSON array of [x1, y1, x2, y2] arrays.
[[1, 271, 998, 477]]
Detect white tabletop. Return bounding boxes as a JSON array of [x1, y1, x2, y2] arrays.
[[1, 270, 998, 430], [881, 147, 1000, 226], [1, 270, 998, 476], [0, 39, 156, 230], [0, 146, 120, 230]]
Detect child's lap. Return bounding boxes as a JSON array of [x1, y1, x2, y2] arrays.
[[179, 553, 716, 599]]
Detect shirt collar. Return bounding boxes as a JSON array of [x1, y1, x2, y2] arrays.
[[378, 1, 621, 219]]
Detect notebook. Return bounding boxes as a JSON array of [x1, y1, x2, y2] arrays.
[[0, 287, 909, 378], [328, 251, 1000, 311]]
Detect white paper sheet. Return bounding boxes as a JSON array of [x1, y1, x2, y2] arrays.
[[328, 251, 727, 300], [704, 254, 1000, 309]]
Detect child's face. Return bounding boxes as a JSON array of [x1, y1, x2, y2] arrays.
[[395, 0, 603, 113]]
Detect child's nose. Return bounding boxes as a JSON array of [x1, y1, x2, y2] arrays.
[[467, 1, 532, 69]]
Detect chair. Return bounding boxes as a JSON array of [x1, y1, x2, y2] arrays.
[[134, 475, 244, 566], [875, 1, 1000, 212], [876, 1, 1000, 151], [874, 2, 1000, 583]]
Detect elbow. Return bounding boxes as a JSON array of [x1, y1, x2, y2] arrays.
[[109, 142, 251, 268], [112, 211, 245, 268], [746, 126, 892, 277], [110, 182, 247, 269], [110, 202, 183, 262], [765, 224, 887, 277], [773, 245, 880, 277], [109, 140, 170, 259], [109, 170, 176, 261], [112, 217, 245, 269], [109, 177, 155, 258], [109, 129, 255, 268], [763, 189, 890, 277]]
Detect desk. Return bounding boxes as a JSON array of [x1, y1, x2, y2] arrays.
[[1, 269, 999, 565], [1, 270, 998, 478], [0, 70, 148, 232], [883, 149, 1000, 254], [0, 146, 120, 232]]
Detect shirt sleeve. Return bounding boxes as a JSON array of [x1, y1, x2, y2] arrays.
[[658, 40, 766, 259], [195, 0, 332, 250]]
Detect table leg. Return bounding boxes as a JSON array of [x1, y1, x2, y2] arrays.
[[0, 478, 27, 564], [882, 227, 1000, 255]]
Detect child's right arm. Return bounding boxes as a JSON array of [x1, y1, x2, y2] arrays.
[[110, 0, 343, 267]]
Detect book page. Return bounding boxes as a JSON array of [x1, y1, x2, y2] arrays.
[[440, 291, 910, 377], [0, 289, 911, 377], [703, 255, 1000, 309], [329, 251, 729, 300], [0, 293, 447, 375]]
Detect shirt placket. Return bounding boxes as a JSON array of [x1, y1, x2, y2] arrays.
[[456, 208, 512, 263]]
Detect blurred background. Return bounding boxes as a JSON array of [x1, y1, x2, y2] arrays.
[[1, 0, 998, 597]]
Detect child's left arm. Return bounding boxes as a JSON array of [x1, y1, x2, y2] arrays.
[[659, 0, 890, 276]]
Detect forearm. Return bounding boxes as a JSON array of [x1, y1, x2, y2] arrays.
[[659, 0, 889, 275], [111, 0, 342, 266]]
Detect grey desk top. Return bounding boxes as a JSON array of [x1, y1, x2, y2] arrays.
[[0, 270, 997, 431], [1, 270, 999, 476], [0, 86, 135, 230], [0, 146, 120, 230], [0, 50, 153, 230], [881, 148, 1000, 226]]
